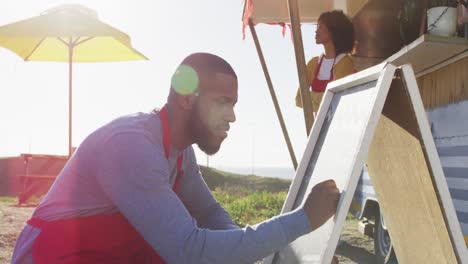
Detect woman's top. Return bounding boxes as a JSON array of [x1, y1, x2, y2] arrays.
[[295, 53, 354, 112]]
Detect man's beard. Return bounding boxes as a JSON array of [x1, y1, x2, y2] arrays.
[[189, 102, 222, 155]]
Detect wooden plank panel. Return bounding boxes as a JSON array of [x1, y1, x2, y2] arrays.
[[16, 174, 56, 179], [402, 65, 468, 262], [417, 56, 468, 109], [366, 74, 458, 263]]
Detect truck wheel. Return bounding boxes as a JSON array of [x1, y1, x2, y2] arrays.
[[374, 212, 397, 264]]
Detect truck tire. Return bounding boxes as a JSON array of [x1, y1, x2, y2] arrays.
[[374, 212, 397, 264]]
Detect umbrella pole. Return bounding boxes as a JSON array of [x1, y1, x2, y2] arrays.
[[68, 44, 73, 157]]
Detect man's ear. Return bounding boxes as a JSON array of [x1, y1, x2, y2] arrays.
[[177, 94, 197, 110]]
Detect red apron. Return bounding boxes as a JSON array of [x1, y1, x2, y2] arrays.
[[311, 55, 336, 92], [27, 106, 183, 264]]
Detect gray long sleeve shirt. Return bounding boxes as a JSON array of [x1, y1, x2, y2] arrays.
[[11, 112, 311, 264]]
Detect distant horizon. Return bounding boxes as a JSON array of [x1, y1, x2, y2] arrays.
[[211, 165, 295, 179]]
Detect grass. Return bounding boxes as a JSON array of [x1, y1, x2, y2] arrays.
[[213, 188, 287, 227], [200, 166, 291, 227], [0, 197, 15, 203]]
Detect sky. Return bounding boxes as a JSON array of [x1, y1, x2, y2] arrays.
[[0, 0, 323, 175]]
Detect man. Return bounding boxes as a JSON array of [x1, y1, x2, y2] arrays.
[[12, 53, 340, 264]]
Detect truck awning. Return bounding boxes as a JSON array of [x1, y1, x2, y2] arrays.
[[242, 0, 368, 25]]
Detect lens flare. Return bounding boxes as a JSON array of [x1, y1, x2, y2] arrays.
[[171, 65, 199, 95]]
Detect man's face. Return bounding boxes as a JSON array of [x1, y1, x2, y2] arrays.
[[189, 72, 238, 155]]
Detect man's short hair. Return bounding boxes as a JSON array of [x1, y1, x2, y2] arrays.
[[169, 53, 237, 98], [180, 53, 237, 80]]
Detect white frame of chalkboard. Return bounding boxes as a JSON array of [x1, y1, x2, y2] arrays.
[[264, 62, 398, 264], [283, 63, 396, 213]]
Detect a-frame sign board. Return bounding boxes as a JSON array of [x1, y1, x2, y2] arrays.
[[264, 63, 467, 264]]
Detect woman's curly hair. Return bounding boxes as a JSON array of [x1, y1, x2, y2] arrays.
[[318, 10, 355, 54]]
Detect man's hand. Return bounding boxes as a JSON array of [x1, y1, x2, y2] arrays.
[[304, 179, 340, 231]]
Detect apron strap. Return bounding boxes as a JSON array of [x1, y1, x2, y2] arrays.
[[159, 106, 171, 160], [313, 54, 336, 83], [311, 55, 337, 92], [158, 106, 184, 192]]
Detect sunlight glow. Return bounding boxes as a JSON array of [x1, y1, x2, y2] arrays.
[[0, 0, 322, 171], [171, 65, 199, 95]]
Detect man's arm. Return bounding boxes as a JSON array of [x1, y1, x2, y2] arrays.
[[95, 133, 312, 264], [177, 148, 239, 230]]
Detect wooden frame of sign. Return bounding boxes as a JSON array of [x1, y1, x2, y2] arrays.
[[263, 63, 467, 264]]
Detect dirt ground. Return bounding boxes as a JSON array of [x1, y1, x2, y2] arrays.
[[0, 198, 34, 264], [336, 217, 376, 264], [0, 198, 376, 264]]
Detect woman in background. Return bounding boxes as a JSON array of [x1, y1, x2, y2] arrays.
[[295, 10, 355, 117]]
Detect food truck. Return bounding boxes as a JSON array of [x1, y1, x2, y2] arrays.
[[242, 0, 468, 262]]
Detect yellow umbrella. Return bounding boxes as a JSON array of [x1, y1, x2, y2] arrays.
[[0, 4, 148, 156]]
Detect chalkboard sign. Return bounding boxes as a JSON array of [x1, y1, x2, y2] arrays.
[[264, 63, 467, 264], [267, 63, 395, 264]]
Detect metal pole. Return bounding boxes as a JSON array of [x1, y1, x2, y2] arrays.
[[419, 0, 428, 36], [287, 0, 315, 135], [248, 20, 298, 169], [251, 125, 255, 175], [68, 43, 73, 157]]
